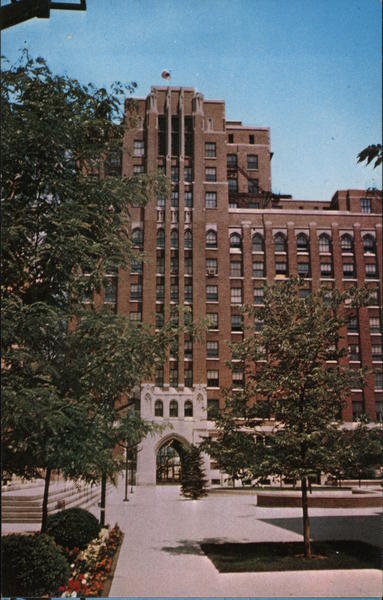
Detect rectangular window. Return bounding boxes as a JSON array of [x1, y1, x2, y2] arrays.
[[157, 256, 165, 274], [184, 167, 192, 182], [170, 284, 178, 301], [184, 285, 193, 302], [374, 372, 383, 389], [184, 116, 193, 157], [231, 287, 242, 305], [231, 314, 243, 332], [171, 166, 179, 182], [275, 262, 287, 275], [205, 167, 216, 182], [205, 192, 217, 209], [347, 315, 358, 332], [158, 115, 166, 156], [369, 317, 381, 332], [207, 313, 218, 330], [206, 285, 218, 301], [255, 319, 264, 332], [133, 140, 145, 157], [232, 369, 244, 387], [155, 311, 164, 328], [249, 134, 254, 144], [376, 400, 383, 423], [130, 283, 142, 300], [157, 195, 166, 208], [348, 345, 360, 361], [156, 284, 165, 300], [184, 366, 193, 388], [371, 344, 383, 360], [368, 289, 379, 305], [248, 179, 258, 194], [130, 311, 142, 322], [207, 399, 219, 419], [365, 264, 377, 278], [343, 263, 355, 278], [171, 116, 179, 156], [184, 191, 193, 207], [131, 259, 143, 274], [155, 367, 164, 387], [360, 198, 371, 213], [206, 258, 218, 275], [254, 287, 264, 304], [352, 401, 364, 421], [133, 165, 144, 175], [105, 150, 122, 176], [170, 257, 178, 274], [253, 262, 265, 278], [170, 364, 178, 387], [205, 142, 216, 158], [184, 256, 193, 275], [228, 134, 234, 143], [171, 190, 179, 207], [298, 262, 310, 278], [230, 261, 242, 277], [207, 341, 219, 358], [247, 154, 258, 170], [227, 154, 237, 168], [320, 263, 332, 278], [104, 277, 117, 303], [299, 288, 311, 299], [207, 370, 219, 387], [228, 178, 238, 193], [184, 339, 193, 359]]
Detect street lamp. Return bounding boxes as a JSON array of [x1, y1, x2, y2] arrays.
[[123, 444, 129, 502]]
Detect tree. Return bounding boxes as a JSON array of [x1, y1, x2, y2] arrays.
[[357, 144, 383, 169], [208, 279, 368, 559], [1, 51, 174, 531], [180, 445, 209, 500], [342, 416, 383, 485]]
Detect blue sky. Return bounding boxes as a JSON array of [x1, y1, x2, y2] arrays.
[[2, 0, 382, 199]]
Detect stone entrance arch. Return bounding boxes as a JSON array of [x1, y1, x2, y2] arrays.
[[155, 435, 190, 484]]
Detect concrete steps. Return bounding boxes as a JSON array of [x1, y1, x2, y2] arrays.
[[2, 480, 113, 523]]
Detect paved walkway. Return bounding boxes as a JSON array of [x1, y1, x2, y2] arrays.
[[102, 480, 382, 598]]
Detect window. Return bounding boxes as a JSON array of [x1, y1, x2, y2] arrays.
[[249, 135, 254, 144], [157, 256, 165, 274], [184, 256, 193, 275], [184, 191, 193, 207], [207, 313, 218, 329], [228, 178, 238, 193], [228, 134, 234, 143], [371, 344, 383, 360], [170, 256, 178, 274], [253, 262, 264, 277], [298, 262, 310, 278], [365, 264, 377, 278], [274, 233, 287, 253], [156, 284, 164, 300], [363, 234, 375, 253], [247, 154, 258, 170], [231, 314, 243, 332], [184, 367, 193, 387], [184, 339, 193, 359], [248, 179, 258, 194], [206, 230, 217, 248], [169, 399, 178, 416], [206, 285, 218, 301], [369, 317, 381, 332], [348, 344, 360, 361], [104, 277, 117, 303], [131, 259, 143, 274], [205, 192, 217, 209], [205, 167, 216, 182], [130, 311, 142, 322], [230, 232, 242, 248], [154, 400, 163, 417], [207, 370, 219, 387], [155, 367, 164, 387], [230, 261, 242, 277], [347, 315, 358, 332], [130, 283, 142, 300], [231, 287, 242, 305], [207, 341, 219, 358], [296, 233, 309, 252], [320, 263, 332, 278], [171, 166, 179, 183], [206, 258, 218, 275], [275, 261, 288, 275], [132, 228, 144, 248], [376, 401, 383, 423], [170, 364, 178, 387], [171, 190, 179, 207], [252, 233, 264, 253], [254, 287, 264, 304], [368, 289, 379, 305], [133, 140, 145, 157], [248, 202, 259, 209], [155, 311, 164, 328], [232, 369, 244, 388], [227, 154, 237, 168], [184, 229, 192, 249], [374, 372, 383, 389], [299, 288, 311, 299], [255, 318, 264, 332], [341, 234, 353, 253], [319, 234, 331, 254], [184, 285, 193, 302], [184, 167, 192, 183], [105, 149, 122, 176], [133, 164, 144, 175], [352, 401, 364, 421], [168, 229, 178, 249], [360, 198, 371, 213], [207, 399, 219, 419], [205, 142, 216, 158], [184, 400, 193, 417], [170, 284, 178, 301], [343, 263, 355, 278], [157, 228, 165, 248], [157, 194, 166, 209]]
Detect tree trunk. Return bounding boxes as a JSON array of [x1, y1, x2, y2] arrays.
[[301, 477, 312, 559], [41, 466, 51, 534], [100, 472, 107, 527]]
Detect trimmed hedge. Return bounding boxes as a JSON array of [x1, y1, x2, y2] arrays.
[[2, 533, 70, 596], [46, 507, 101, 550]]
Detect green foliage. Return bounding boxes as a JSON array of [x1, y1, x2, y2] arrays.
[[180, 445, 209, 499], [2, 533, 70, 596], [357, 144, 383, 169], [46, 507, 101, 550], [342, 417, 383, 479]]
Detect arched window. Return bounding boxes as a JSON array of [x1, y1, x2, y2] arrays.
[[230, 232, 242, 248], [206, 230, 217, 248], [184, 229, 192, 249], [296, 233, 309, 252], [169, 400, 178, 417], [363, 234, 375, 253], [170, 229, 179, 248], [154, 400, 163, 417], [274, 233, 287, 253], [157, 228, 165, 248], [341, 234, 353, 253], [319, 234, 331, 254], [252, 233, 264, 253], [132, 227, 143, 248], [184, 400, 193, 417]]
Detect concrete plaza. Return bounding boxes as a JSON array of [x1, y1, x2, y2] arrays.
[[103, 480, 382, 598]]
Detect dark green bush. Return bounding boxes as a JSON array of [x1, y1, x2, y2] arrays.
[[46, 507, 100, 549], [2, 533, 70, 596]]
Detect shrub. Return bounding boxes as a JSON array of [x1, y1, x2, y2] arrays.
[[46, 507, 101, 550], [2, 533, 70, 596]]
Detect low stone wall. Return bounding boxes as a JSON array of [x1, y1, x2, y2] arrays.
[[256, 492, 383, 508]]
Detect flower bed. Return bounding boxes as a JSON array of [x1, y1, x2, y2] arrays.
[[57, 524, 123, 597]]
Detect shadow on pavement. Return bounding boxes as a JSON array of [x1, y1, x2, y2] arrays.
[[259, 514, 382, 546], [160, 537, 233, 555]]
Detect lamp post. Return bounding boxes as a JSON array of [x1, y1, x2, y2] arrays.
[[123, 444, 129, 502], [130, 457, 134, 494]]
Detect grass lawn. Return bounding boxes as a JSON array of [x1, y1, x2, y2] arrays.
[[200, 540, 381, 572]]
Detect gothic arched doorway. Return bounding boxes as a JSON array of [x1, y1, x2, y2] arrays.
[[156, 438, 187, 484]]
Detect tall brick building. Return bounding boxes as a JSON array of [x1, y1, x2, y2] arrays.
[[106, 86, 382, 485]]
